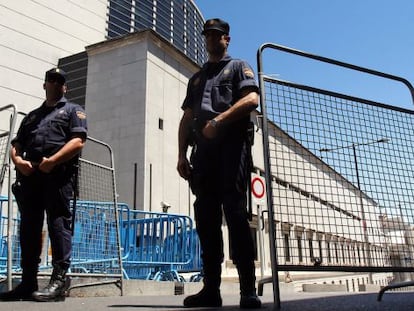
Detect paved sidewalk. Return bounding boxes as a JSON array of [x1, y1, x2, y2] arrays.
[[1, 289, 414, 311]]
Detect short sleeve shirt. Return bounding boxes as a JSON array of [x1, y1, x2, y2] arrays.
[[12, 97, 88, 162], [182, 55, 259, 123]]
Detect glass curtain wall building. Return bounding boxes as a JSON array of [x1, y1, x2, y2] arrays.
[[107, 0, 206, 65]]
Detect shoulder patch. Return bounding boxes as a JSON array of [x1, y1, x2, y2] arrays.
[[223, 68, 231, 76], [76, 111, 87, 119], [243, 68, 254, 78]]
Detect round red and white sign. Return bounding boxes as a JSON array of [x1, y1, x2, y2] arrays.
[[251, 176, 265, 199]]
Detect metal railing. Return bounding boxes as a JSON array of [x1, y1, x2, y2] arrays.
[[0, 128, 203, 294], [119, 209, 201, 280], [257, 43, 414, 308], [0, 133, 125, 294]]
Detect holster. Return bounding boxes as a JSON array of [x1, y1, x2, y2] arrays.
[[12, 180, 25, 209], [188, 117, 205, 146], [247, 121, 254, 146]]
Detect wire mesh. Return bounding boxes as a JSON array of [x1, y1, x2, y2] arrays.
[[0, 197, 20, 278], [119, 209, 199, 280], [69, 137, 123, 279], [0, 134, 8, 187], [0, 105, 17, 190], [262, 77, 414, 272]]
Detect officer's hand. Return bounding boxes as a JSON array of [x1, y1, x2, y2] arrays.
[[15, 159, 35, 176], [177, 157, 191, 180], [39, 157, 55, 173], [202, 121, 218, 139]]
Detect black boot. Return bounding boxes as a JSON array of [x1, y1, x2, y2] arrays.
[[0, 282, 38, 301], [183, 286, 222, 308], [0, 269, 38, 301], [240, 292, 261, 309], [183, 268, 222, 308], [32, 266, 70, 302], [238, 263, 262, 309]]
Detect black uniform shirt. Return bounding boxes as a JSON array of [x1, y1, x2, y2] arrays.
[[182, 54, 259, 123], [12, 97, 88, 162]]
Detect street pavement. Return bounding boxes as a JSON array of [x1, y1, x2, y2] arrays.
[[1, 288, 414, 311]]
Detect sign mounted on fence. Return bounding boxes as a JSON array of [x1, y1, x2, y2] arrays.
[[251, 174, 266, 205]]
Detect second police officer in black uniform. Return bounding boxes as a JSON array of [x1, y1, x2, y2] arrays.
[[0, 68, 87, 302], [177, 18, 261, 309]]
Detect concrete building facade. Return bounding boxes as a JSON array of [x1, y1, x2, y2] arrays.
[[0, 1, 107, 116], [107, 0, 207, 66], [0, 0, 206, 194], [84, 30, 197, 216]]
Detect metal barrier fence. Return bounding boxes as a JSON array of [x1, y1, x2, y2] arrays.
[[69, 201, 126, 277], [0, 119, 202, 291], [0, 104, 17, 191], [257, 43, 414, 308], [0, 196, 202, 282], [0, 104, 19, 289], [119, 209, 201, 281], [0, 133, 125, 293], [0, 196, 20, 279], [70, 137, 124, 292]]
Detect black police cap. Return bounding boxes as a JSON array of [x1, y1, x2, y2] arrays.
[[202, 18, 230, 35], [45, 68, 66, 85]]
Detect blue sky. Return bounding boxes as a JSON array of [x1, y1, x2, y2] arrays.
[[195, 0, 414, 109]]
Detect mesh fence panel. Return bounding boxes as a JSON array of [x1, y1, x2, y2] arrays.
[[120, 210, 198, 280], [0, 105, 18, 190], [0, 105, 19, 282], [69, 138, 123, 279], [263, 77, 414, 272], [0, 198, 20, 278], [0, 133, 9, 187]]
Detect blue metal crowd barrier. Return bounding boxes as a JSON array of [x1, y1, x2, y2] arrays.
[[119, 209, 202, 280], [0, 197, 202, 281], [0, 196, 20, 277], [69, 201, 127, 275]]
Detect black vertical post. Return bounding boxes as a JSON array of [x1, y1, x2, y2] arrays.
[[133, 162, 137, 210]]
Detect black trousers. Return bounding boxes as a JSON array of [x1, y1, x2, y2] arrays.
[[190, 135, 255, 286], [13, 170, 73, 281]]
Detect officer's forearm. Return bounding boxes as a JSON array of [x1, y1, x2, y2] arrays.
[[10, 144, 24, 165], [178, 127, 190, 158], [48, 136, 85, 166], [214, 91, 258, 126], [10, 145, 20, 165], [10, 144, 36, 176]]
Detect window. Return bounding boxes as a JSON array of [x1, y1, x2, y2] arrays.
[[334, 243, 339, 263], [327, 241, 331, 263], [308, 239, 314, 260], [297, 237, 303, 262], [318, 239, 323, 261], [159, 118, 163, 130], [283, 234, 290, 262], [341, 244, 346, 264]]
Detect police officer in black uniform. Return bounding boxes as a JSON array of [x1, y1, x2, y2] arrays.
[[177, 18, 261, 309], [0, 68, 87, 302]]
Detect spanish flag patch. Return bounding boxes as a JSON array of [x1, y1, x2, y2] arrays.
[[76, 111, 87, 119], [243, 68, 254, 78]]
